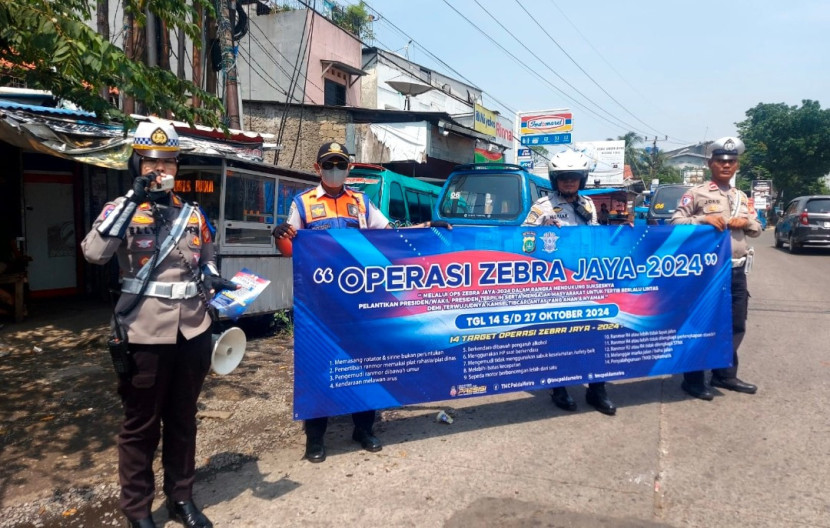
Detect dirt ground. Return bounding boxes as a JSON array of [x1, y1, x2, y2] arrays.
[[0, 299, 303, 527]]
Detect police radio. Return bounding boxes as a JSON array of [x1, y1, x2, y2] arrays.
[[149, 174, 175, 192]]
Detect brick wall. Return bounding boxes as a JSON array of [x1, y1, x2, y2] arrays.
[[244, 102, 353, 169]]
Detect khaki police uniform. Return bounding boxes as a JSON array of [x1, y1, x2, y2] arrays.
[[670, 183, 761, 259], [82, 192, 216, 520], [523, 191, 609, 398], [524, 192, 598, 227], [83, 194, 214, 344], [670, 182, 761, 384]]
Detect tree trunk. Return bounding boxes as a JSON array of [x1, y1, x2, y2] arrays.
[[192, 4, 203, 116], [122, 9, 135, 115], [205, 13, 217, 102], [96, 1, 110, 101]]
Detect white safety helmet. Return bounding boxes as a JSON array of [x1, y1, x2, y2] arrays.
[[548, 149, 594, 190]]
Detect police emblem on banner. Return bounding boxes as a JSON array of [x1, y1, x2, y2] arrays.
[[522, 231, 537, 253], [541, 231, 559, 253]]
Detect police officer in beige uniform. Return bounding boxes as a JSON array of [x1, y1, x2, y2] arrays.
[[670, 136, 761, 400], [522, 149, 617, 416], [82, 122, 236, 528]]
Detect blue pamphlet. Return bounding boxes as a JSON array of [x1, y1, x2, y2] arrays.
[[210, 268, 270, 320]]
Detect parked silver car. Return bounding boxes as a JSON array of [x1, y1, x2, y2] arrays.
[[774, 195, 830, 253]]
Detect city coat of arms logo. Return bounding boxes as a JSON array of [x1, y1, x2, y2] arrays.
[[522, 231, 536, 253]]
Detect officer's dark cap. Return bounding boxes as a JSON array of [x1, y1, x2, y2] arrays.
[[317, 142, 350, 162]]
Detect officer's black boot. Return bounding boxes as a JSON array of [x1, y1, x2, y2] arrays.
[[304, 436, 326, 463], [711, 376, 757, 394], [585, 383, 616, 416], [352, 428, 382, 452], [166, 499, 213, 528], [551, 387, 577, 411], [681, 371, 714, 400]]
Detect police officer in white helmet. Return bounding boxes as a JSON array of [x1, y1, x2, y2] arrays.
[[522, 148, 617, 416], [670, 137, 760, 400], [82, 122, 237, 528]]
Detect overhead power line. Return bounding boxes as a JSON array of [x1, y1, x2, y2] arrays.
[[547, 0, 648, 103], [441, 0, 641, 135], [469, 0, 645, 135], [514, 0, 665, 137], [361, 0, 518, 116]]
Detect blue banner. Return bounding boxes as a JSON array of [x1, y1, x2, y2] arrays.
[[292, 225, 733, 420]]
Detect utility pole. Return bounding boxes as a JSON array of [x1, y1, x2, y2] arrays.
[[648, 135, 668, 181], [218, 0, 240, 129]]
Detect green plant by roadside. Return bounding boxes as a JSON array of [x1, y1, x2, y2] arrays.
[[273, 309, 294, 336]]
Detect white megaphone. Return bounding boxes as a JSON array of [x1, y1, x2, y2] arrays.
[[211, 327, 246, 375]]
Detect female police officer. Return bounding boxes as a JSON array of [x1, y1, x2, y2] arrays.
[[82, 122, 236, 528]]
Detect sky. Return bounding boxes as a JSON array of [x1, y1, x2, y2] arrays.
[[350, 0, 830, 150]]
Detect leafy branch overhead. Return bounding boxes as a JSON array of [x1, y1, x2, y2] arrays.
[[738, 100, 830, 200], [0, 0, 225, 129]]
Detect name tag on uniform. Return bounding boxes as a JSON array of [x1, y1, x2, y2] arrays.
[[310, 204, 327, 219]]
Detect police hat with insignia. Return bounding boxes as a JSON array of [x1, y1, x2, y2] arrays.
[[132, 122, 180, 159], [706, 136, 745, 161], [317, 141, 350, 162]]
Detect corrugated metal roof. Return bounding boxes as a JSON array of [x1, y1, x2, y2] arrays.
[[0, 100, 96, 118]]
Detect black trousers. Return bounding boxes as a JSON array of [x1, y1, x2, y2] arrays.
[[117, 330, 212, 520], [304, 410, 376, 441], [685, 267, 748, 385]]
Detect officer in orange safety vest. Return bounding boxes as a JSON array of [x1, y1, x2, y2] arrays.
[[272, 141, 450, 463]]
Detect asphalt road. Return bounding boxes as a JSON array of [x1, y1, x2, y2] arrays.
[[182, 229, 829, 528]]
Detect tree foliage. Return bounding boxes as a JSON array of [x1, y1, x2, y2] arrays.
[[529, 145, 549, 166], [617, 131, 647, 179], [0, 0, 225, 129], [331, 1, 374, 41], [639, 147, 684, 185], [654, 163, 684, 185], [737, 100, 830, 202]]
